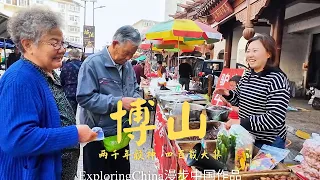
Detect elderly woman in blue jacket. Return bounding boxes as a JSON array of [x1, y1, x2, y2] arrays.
[[0, 6, 97, 180]]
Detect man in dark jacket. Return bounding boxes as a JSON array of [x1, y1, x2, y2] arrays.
[[179, 59, 193, 90], [60, 48, 82, 115]]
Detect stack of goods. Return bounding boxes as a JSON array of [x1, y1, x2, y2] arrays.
[[300, 133, 320, 180], [179, 124, 219, 141], [253, 175, 298, 180], [249, 145, 289, 172]]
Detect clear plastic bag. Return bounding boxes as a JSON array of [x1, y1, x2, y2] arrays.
[[216, 124, 255, 171], [229, 125, 255, 172]]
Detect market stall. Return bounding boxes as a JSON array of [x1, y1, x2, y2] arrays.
[[144, 71, 301, 180]]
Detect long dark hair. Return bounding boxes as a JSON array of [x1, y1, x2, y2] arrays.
[[245, 34, 277, 69]]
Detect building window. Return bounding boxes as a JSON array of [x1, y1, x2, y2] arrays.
[[69, 4, 80, 12], [6, 0, 17, 5], [64, 36, 69, 42], [36, 0, 43, 4], [69, 15, 80, 23], [58, 3, 65, 9], [69, 36, 75, 42], [19, 0, 29, 6], [68, 26, 80, 33], [68, 36, 80, 43]]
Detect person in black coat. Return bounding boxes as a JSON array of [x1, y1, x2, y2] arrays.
[[6, 48, 21, 69], [60, 49, 83, 115]]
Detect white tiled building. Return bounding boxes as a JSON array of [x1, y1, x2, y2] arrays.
[[132, 19, 159, 35], [0, 0, 82, 45]]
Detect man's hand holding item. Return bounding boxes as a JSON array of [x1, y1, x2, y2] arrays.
[[122, 97, 137, 111]]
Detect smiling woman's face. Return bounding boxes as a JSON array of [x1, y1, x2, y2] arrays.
[[245, 40, 271, 72], [28, 28, 66, 72]]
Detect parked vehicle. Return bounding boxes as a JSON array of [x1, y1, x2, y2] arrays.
[[177, 56, 224, 94], [194, 59, 224, 77], [307, 86, 320, 110]]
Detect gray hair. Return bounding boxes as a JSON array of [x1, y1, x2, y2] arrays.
[[68, 48, 81, 59], [112, 25, 141, 46], [7, 6, 63, 53]]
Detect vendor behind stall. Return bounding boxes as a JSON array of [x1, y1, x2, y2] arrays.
[[215, 34, 290, 149], [133, 60, 147, 85], [157, 60, 166, 78]]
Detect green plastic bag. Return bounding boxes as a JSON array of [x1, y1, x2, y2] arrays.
[[103, 132, 131, 152]]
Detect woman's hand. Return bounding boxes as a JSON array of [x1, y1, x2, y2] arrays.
[[76, 125, 98, 143], [225, 119, 240, 130], [214, 88, 230, 96], [231, 106, 239, 113]]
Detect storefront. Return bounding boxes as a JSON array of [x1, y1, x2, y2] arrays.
[[170, 0, 320, 96]]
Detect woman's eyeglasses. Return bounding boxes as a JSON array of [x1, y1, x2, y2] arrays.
[[40, 41, 69, 50]]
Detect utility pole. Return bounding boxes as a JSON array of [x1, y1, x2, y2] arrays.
[[92, 1, 95, 53], [93, 1, 95, 27], [81, 0, 87, 54], [92, 2, 105, 53]]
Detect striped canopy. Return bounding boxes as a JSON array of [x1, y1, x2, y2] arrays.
[[145, 19, 222, 44]]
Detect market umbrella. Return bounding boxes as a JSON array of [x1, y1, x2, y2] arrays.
[[145, 19, 222, 69], [152, 46, 201, 53], [135, 55, 146, 61], [145, 19, 222, 44], [139, 40, 200, 52]]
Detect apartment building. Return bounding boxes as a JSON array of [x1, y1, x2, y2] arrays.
[[0, 0, 82, 45]]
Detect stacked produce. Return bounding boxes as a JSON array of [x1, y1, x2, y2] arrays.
[[216, 130, 234, 165], [300, 133, 320, 180]]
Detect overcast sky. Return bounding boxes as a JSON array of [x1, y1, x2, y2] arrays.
[[77, 0, 165, 50]]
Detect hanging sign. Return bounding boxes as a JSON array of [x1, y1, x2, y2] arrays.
[[210, 0, 234, 22]]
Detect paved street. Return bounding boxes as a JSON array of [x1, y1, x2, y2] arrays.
[[285, 99, 320, 152]]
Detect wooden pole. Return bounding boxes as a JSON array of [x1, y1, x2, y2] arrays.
[[272, 1, 286, 67], [207, 74, 213, 100], [224, 31, 233, 68]]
